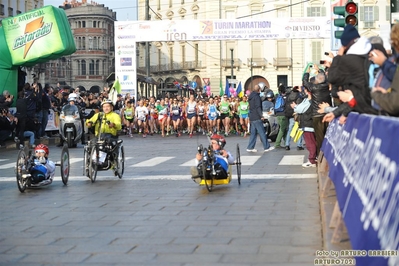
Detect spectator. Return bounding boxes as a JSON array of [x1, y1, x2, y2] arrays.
[[324, 24, 378, 124], [292, 87, 317, 167], [246, 84, 274, 153], [15, 91, 27, 147], [284, 86, 304, 151], [370, 23, 399, 116], [0, 108, 17, 148], [303, 64, 331, 156], [40, 84, 52, 139], [0, 90, 14, 109], [273, 84, 288, 149]]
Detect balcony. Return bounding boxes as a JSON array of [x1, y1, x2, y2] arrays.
[[137, 60, 204, 75], [247, 58, 267, 70], [221, 58, 242, 70], [273, 57, 293, 69]]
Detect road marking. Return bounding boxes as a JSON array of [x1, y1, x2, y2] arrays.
[[0, 159, 9, 162], [0, 162, 16, 169], [0, 173, 317, 182], [180, 159, 196, 166], [130, 157, 174, 167], [240, 156, 261, 165], [278, 155, 304, 165]]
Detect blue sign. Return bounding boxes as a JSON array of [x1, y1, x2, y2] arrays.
[[321, 113, 399, 266]]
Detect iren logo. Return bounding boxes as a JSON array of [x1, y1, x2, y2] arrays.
[[13, 17, 53, 59]]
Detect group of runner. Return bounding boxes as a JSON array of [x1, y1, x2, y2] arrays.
[[118, 93, 251, 138]]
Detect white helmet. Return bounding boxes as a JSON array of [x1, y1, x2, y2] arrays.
[[67, 93, 78, 102], [258, 82, 266, 90]]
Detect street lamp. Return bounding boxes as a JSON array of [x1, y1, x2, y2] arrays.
[[230, 48, 234, 88]]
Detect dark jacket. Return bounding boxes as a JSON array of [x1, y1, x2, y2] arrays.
[[302, 72, 332, 117], [299, 103, 313, 129], [284, 89, 302, 118], [328, 38, 378, 116], [248, 91, 262, 121], [24, 89, 39, 116], [15, 98, 27, 119]]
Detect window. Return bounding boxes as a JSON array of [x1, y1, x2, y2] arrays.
[[277, 40, 287, 58], [307, 7, 326, 17], [8, 7, 13, 16], [251, 41, 262, 59], [93, 21, 97, 28], [95, 60, 100, 75], [0, 4, 4, 16], [82, 21, 86, 28], [311, 41, 322, 63], [81, 60, 86, 75], [361, 6, 378, 28], [89, 60, 95, 75], [277, 8, 287, 18]]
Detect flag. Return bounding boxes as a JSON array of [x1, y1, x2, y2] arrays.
[[219, 80, 224, 96], [225, 79, 230, 97], [236, 82, 243, 98], [112, 78, 122, 94]]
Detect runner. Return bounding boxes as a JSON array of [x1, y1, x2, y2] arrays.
[[186, 94, 197, 138]]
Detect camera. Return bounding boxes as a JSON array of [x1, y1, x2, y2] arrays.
[[320, 60, 326, 64], [324, 52, 329, 56]]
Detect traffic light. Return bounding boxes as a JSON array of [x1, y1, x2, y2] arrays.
[[333, 1, 358, 39]]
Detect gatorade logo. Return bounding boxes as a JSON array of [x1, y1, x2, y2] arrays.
[[13, 17, 53, 59]]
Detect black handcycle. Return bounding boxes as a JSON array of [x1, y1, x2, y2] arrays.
[[83, 137, 125, 183]]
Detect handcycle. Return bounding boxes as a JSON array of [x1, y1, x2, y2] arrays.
[[15, 145, 70, 193], [196, 143, 241, 192], [83, 129, 125, 183]]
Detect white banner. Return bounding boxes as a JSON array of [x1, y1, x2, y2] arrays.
[[116, 17, 331, 42]]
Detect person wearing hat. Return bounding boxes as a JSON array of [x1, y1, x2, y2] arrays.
[[323, 24, 378, 124], [86, 99, 122, 140]]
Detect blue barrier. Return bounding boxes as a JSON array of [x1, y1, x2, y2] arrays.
[[321, 112, 399, 266]]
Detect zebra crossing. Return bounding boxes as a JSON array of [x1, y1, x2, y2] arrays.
[[0, 155, 306, 170]]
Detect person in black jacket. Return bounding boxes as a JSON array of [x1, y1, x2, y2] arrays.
[[39, 84, 52, 138], [15, 91, 27, 146], [324, 24, 378, 123], [302, 64, 332, 157], [246, 84, 274, 153], [284, 86, 304, 150], [0, 108, 17, 147]]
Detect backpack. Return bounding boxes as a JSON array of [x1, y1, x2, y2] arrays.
[[274, 94, 285, 112]]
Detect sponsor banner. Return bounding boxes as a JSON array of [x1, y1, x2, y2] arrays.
[[321, 113, 399, 266], [45, 109, 59, 131], [114, 22, 137, 101], [2, 5, 75, 66], [115, 17, 330, 42]]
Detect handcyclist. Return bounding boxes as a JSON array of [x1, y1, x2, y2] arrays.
[[191, 134, 234, 184], [86, 99, 122, 142], [28, 144, 56, 186]]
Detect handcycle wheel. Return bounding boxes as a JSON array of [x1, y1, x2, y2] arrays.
[[83, 145, 89, 177], [115, 145, 125, 179], [15, 148, 29, 193], [203, 148, 214, 192], [236, 143, 241, 185], [60, 144, 70, 185], [89, 146, 98, 183]]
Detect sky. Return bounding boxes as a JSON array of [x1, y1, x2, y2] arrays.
[[44, 0, 138, 21]]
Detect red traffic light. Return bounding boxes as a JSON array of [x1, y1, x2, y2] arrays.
[[346, 2, 357, 15]]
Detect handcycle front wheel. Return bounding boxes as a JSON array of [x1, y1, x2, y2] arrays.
[[89, 146, 98, 183], [202, 148, 214, 192], [115, 145, 125, 179], [60, 144, 70, 185], [15, 148, 30, 193], [236, 143, 241, 185]]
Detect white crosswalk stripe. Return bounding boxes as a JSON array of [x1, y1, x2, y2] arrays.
[[130, 157, 174, 167], [278, 155, 305, 165], [0, 162, 16, 169], [0, 155, 303, 169]]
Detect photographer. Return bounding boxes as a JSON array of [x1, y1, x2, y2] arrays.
[[0, 108, 18, 147], [0, 90, 14, 109]]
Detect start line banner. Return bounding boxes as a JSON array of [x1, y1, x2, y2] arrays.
[[321, 113, 399, 266], [115, 17, 331, 42]]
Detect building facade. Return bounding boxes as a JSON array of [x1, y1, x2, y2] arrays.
[[137, 0, 391, 96], [44, 1, 116, 90], [0, 0, 42, 19]]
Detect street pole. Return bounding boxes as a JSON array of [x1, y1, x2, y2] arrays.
[[145, 0, 150, 98], [230, 48, 234, 89], [250, 57, 253, 89]]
